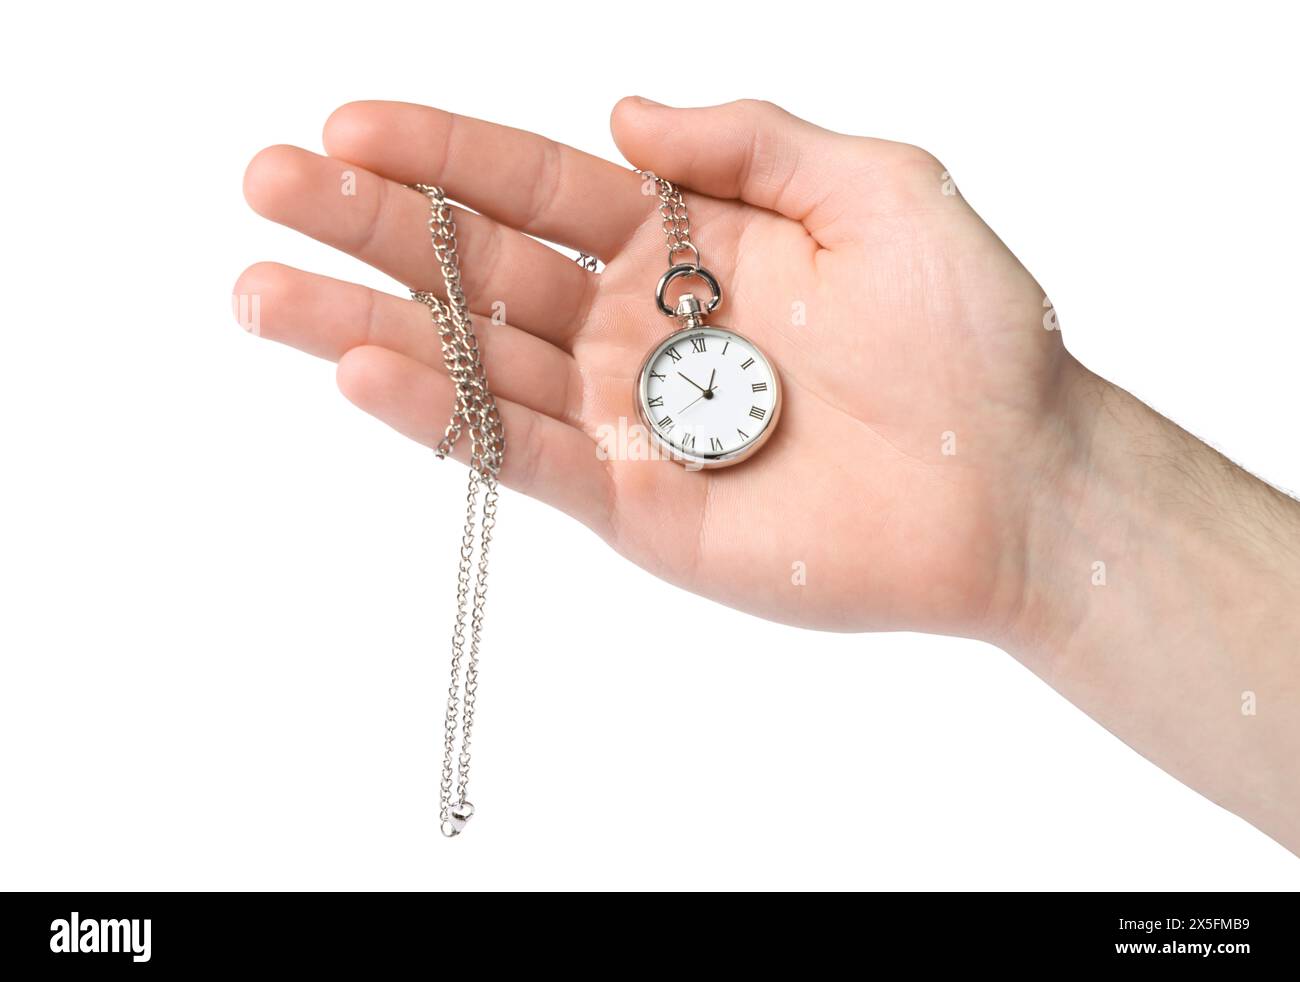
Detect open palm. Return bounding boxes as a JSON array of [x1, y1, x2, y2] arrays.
[[239, 98, 1067, 640]]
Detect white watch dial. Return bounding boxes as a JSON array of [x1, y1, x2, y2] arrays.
[[638, 327, 780, 465]]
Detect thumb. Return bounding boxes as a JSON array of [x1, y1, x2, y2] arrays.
[[610, 97, 919, 246]]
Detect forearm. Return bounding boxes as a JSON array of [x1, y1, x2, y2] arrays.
[[1006, 359, 1300, 852]]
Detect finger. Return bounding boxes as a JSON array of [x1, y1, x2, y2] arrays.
[[336, 345, 612, 535], [610, 97, 911, 248], [234, 262, 582, 427], [323, 101, 647, 262], [243, 145, 592, 348]]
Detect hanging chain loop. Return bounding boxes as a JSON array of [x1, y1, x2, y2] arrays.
[[408, 184, 504, 838]]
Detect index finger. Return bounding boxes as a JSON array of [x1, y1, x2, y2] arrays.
[[323, 100, 650, 262]]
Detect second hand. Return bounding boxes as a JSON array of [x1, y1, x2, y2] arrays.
[[679, 386, 721, 414]]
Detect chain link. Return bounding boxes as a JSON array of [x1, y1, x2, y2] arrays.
[[640, 171, 699, 267], [577, 172, 696, 272], [408, 184, 504, 838]]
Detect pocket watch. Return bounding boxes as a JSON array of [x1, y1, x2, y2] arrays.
[[634, 177, 782, 469]]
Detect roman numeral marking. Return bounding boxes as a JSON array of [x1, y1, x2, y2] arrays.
[[657, 416, 674, 431], [751, 381, 768, 392], [648, 395, 663, 408], [741, 357, 755, 370], [709, 437, 724, 451], [666, 347, 683, 363], [681, 432, 696, 450], [721, 341, 730, 355], [749, 406, 766, 420], [650, 371, 666, 381], [690, 336, 707, 353], [737, 428, 750, 440]]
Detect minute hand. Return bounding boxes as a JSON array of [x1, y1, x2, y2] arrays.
[[677, 372, 709, 394]]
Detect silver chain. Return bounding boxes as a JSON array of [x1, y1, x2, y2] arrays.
[[409, 184, 505, 838], [412, 173, 689, 836], [642, 171, 699, 267], [576, 171, 695, 272]]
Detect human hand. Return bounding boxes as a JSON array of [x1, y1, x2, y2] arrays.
[[237, 97, 1069, 641]]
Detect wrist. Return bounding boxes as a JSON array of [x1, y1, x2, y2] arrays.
[[1005, 359, 1300, 663], [996, 358, 1300, 849]]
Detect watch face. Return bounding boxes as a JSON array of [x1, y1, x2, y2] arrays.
[[637, 326, 781, 467]]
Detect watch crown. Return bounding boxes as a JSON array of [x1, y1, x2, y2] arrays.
[[674, 292, 704, 327]]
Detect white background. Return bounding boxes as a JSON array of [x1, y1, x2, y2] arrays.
[[2, 1, 1298, 890]]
